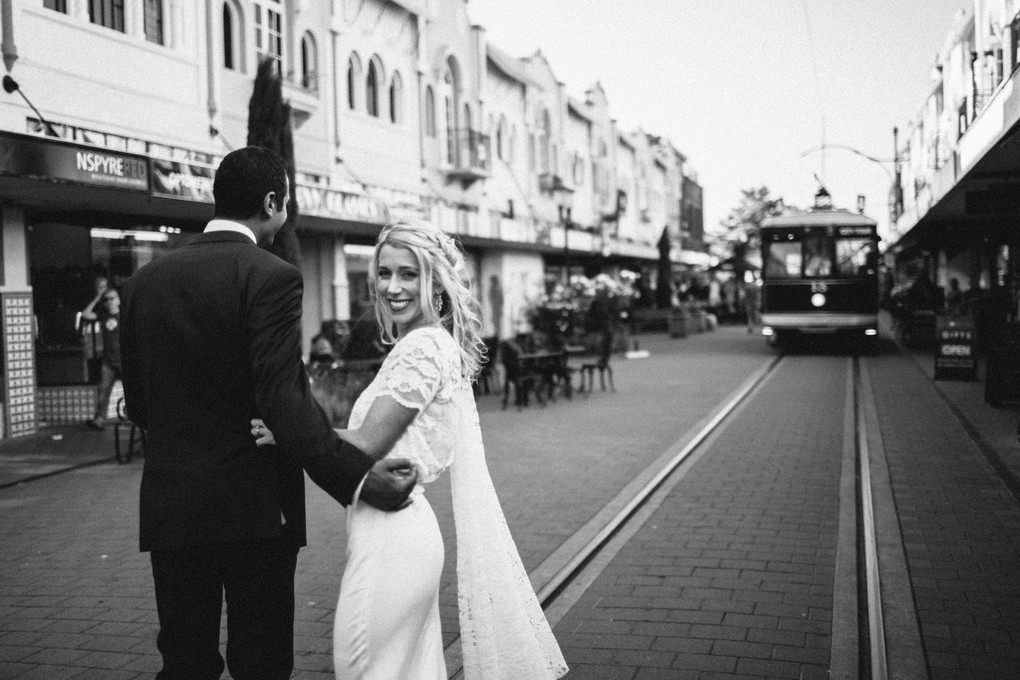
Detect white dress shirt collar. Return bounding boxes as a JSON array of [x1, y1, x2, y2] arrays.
[[204, 219, 257, 244]]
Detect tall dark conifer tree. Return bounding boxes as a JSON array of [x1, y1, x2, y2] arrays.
[[654, 226, 674, 309], [247, 58, 301, 268]]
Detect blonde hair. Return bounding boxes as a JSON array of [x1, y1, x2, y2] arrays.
[[369, 220, 485, 378]]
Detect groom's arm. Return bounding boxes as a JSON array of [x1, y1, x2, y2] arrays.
[[248, 263, 375, 505]]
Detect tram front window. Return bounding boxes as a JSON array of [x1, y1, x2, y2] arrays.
[[764, 241, 802, 278], [835, 238, 876, 277], [803, 235, 832, 277]]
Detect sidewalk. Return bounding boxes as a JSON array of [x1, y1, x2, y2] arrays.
[[879, 311, 1020, 493], [0, 424, 117, 489]]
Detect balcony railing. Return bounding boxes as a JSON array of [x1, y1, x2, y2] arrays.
[[444, 129, 490, 186]]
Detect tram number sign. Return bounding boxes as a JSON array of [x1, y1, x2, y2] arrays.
[[934, 324, 976, 381]]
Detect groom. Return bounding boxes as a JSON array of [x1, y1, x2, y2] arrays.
[[120, 146, 417, 680]]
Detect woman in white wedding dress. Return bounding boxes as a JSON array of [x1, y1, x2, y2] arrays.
[[256, 221, 567, 679]]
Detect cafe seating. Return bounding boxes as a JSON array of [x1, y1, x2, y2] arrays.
[[499, 338, 541, 409], [578, 330, 615, 393]]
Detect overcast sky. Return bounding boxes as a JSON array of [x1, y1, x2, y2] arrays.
[[467, 0, 968, 241]]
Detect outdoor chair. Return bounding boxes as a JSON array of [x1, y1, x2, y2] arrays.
[[113, 397, 145, 464], [579, 330, 615, 393], [499, 339, 541, 409]]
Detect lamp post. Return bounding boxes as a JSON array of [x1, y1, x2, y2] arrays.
[[2, 76, 58, 136], [553, 186, 574, 287]]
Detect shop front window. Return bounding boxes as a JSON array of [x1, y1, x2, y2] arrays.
[[29, 222, 189, 386]]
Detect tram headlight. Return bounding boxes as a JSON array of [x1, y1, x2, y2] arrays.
[[761, 326, 774, 336], [811, 293, 826, 307], [865, 328, 878, 336]]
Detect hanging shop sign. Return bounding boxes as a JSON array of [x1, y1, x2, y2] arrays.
[[0, 131, 148, 191], [150, 158, 215, 202], [296, 183, 389, 224]]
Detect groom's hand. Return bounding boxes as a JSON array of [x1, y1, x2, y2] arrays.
[[359, 458, 418, 511]]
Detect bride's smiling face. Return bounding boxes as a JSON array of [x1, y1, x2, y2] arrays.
[[376, 244, 426, 335]]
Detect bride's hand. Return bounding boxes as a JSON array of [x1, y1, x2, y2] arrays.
[[251, 418, 276, 446]]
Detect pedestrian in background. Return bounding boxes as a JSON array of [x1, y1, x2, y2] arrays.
[[82, 277, 121, 430], [743, 271, 762, 334]]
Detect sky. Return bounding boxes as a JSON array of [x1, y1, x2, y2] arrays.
[[467, 0, 968, 242]]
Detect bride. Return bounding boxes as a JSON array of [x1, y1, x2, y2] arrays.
[[255, 220, 568, 679]]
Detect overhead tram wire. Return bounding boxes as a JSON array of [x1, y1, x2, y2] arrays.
[[801, 0, 828, 185]]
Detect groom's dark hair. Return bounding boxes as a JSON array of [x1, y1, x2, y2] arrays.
[[213, 146, 289, 220]]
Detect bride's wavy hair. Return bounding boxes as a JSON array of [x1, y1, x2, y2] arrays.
[[369, 220, 485, 379]]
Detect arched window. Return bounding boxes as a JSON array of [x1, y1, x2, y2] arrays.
[[222, 1, 244, 71], [443, 67, 456, 164], [347, 54, 362, 110], [424, 86, 436, 137], [300, 32, 317, 92], [389, 72, 403, 124], [366, 60, 380, 117]]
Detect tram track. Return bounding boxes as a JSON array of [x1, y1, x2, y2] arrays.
[[447, 349, 972, 680], [444, 353, 787, 678]]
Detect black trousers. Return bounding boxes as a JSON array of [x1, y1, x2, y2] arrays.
[[150, 536, 300, 680]]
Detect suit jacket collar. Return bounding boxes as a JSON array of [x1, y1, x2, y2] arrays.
[[188, 230, 258, 247]]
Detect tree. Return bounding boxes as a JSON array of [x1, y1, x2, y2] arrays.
[[716, 186, 785, 279], [247, 58, 301, 269]]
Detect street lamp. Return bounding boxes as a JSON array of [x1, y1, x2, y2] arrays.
[[553, 185, 574, 287], [2, 76, 58, 136]]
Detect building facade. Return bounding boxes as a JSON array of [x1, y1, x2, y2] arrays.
[[0, 0, 703, 436], [889, 0, 1020, 393]]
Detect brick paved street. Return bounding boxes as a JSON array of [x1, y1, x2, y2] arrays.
[[2, 325, 1018, 679], [552, 354, 848, 680], [0, 326, 773, 679]]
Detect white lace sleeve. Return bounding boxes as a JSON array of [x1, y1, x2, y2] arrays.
[[380, 330, 444, 411]]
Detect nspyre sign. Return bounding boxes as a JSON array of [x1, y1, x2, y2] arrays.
[[0, 131, 148, 191]]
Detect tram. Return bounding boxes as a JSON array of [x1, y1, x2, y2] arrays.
[[759, 188, 880, 344]]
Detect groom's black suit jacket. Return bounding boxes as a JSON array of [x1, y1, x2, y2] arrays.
[[121, 230, 374, 552]]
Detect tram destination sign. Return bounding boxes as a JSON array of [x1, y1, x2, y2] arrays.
[[837, 225, 877, 237], [0, 131, 149, 191]]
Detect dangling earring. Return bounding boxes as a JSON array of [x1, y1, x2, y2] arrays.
[[433, 292, 443, 315]]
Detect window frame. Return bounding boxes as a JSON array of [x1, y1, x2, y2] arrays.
[[366, 60, 380, 117], [424, 86, 436, 137], [300, 31, 318, 92], [143, 0, 164, 45], [389, 71, 403, 124], [89, 0, 125, 33], [254, 0, 284, 73]]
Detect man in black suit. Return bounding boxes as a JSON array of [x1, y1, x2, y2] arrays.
[[120, 146, 417, 680]]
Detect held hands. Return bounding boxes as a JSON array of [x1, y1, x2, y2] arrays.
[[251, 418, 276, 446], [359, 458, 418, 511], [251, 418, 416, 510]]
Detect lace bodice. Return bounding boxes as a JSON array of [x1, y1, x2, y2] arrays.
[[347, 326, 467, 485]]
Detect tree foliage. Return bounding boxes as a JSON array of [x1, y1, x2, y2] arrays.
[[247, 58, 301, 269], [714, 186, 786, 276]]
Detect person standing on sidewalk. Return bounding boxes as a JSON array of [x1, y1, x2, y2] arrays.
[[120, 146, 418, 680], [82, 277, 121, 430], [743, 271, 762, 334]]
